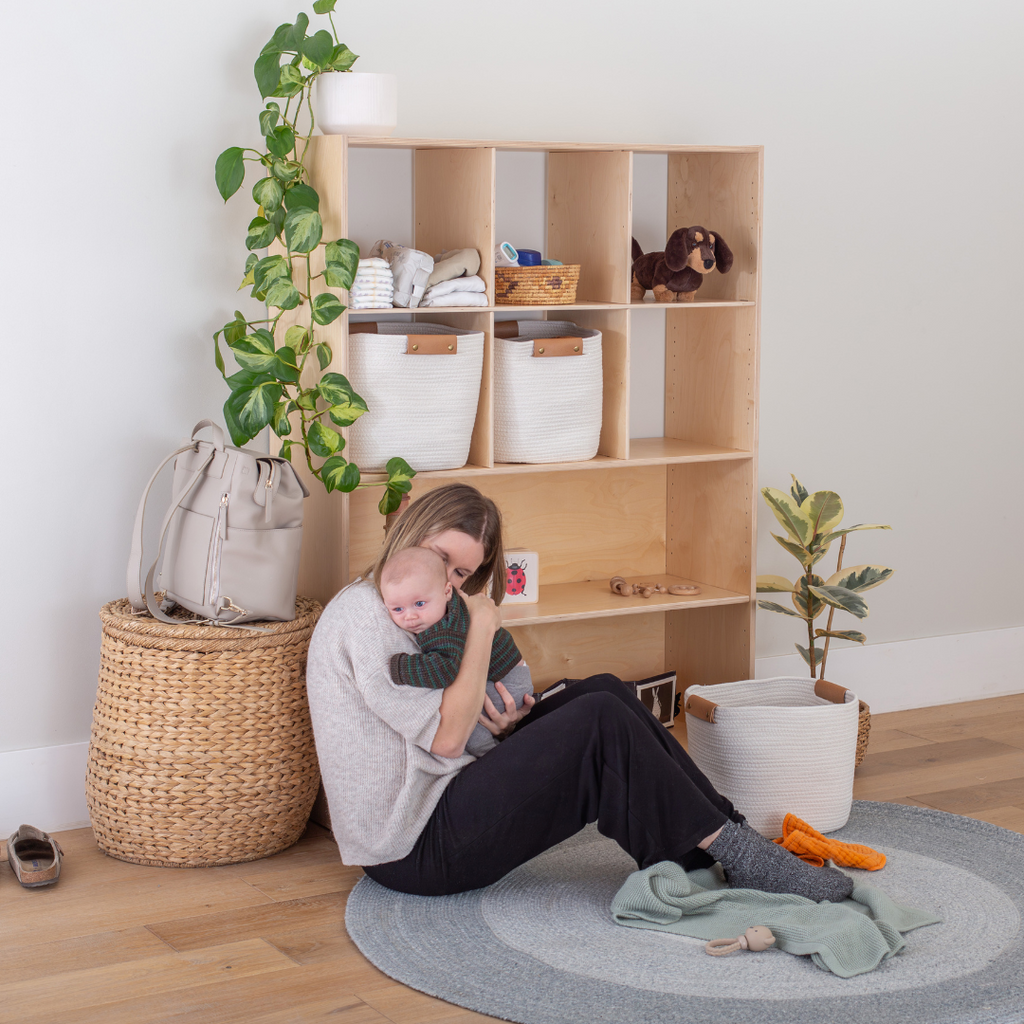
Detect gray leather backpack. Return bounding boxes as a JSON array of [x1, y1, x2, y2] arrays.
[[127, 420, 309, 626]]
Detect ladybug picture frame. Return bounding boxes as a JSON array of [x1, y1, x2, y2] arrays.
[[503, 549, 539, 604]]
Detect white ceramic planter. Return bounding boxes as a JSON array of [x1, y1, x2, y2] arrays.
[[315, 72, 397, 136]]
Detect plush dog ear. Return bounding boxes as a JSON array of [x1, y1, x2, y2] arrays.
[[710, 231, 733, 274], [632, 237, 644, 263], [663, 228, 693, 272]]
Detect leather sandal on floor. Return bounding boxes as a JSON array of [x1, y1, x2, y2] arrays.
[[7, 824, 64, 887]]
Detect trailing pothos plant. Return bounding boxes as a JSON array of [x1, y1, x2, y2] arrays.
[[212, 2, 413, 515], [756, 476, 894, 678]]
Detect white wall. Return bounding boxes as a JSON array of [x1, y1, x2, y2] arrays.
[[2, 0, 1022, 758]]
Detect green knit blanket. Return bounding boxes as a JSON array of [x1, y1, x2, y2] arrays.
[[611, 861, 942, 977]]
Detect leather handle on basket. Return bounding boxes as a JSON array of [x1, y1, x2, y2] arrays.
[[814, 678, 849, 704], [533, 337, 583, 357], [349, 321, 379, 333], [494, 320, 520, 339], [406, 335, 458, 354], [685, 694, 718, 724]]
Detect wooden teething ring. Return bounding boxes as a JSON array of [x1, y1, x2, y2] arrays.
[[609, 577, 702, 598]]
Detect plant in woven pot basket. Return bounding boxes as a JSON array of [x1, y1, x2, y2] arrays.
[[756, 477, 894, 763], [213, 2, 413, 515]]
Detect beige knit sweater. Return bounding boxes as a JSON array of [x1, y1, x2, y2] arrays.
[[306, 579, 474, 865]]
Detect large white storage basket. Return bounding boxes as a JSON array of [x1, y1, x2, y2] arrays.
[[347, 323, 484, 472], [493, 320, 602, 464], [683, 676, 860, 838]]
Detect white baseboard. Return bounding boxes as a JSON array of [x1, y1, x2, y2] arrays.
[[3, 626, 1022, 836], [0, 742, 90, 838], [755, 624, 1024, 713]]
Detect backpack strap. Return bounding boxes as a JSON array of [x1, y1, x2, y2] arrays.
[[126, 420, 225, 613], [126, 445, 214, 614]]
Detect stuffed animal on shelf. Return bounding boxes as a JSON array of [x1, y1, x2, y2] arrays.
[[631, 227, 733, 303]]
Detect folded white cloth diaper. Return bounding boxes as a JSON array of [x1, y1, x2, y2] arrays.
[[369, 240, 434, 308], [420, 290, 489, 308], [422, 275, 487, 303]]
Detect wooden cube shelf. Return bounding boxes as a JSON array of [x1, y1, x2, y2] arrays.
[[294, 136, 763, 694]]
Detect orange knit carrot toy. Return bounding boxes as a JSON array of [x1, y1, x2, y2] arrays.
[[772, 813, 886, 871]]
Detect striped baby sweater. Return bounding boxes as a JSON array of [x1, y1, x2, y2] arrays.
[[390, 590, 522, 689]]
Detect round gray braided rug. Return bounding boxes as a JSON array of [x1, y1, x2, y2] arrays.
[[345, 802, 1024, 1024]]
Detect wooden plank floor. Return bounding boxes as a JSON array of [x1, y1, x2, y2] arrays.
[[3, 693, 1023, 1022]]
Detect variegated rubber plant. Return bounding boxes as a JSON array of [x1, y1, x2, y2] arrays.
[[757, 476, 893, 677], [212, 2, 414, 515]]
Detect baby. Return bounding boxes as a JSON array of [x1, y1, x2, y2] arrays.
[[378, 547, 533, 757]]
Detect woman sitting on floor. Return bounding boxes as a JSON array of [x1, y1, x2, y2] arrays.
[[306, 483, 852, 902]]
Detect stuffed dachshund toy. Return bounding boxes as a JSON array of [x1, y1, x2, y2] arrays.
[[631, 227, 733, 302]]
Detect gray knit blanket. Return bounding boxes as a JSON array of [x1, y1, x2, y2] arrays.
[[611, 861, 942, 977]]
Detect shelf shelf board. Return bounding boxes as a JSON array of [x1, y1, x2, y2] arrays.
[[357, 440, 751, 483], [630, 299, 755, 309], [347, 302, 631, 315], [347, 300, 756, 316], [343, 136, 763, 156], [500, 575, 749, 627]]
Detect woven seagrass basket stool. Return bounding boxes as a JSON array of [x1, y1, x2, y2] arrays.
[[86, 597, 322, 868]]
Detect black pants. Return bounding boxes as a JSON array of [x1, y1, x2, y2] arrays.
[[363, 675, 744, 895]]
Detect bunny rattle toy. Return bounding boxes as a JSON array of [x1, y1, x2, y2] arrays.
[[705, 927, 777, 957]]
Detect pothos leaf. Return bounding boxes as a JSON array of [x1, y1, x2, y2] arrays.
[[310, 291, 344, 324], [284, 206, 323, 253], [316, 343, 332, 370], [265, 125, 296, 159], [215, 147, 245, 200], [284, 182, 320, 212], [245, 216, 276, 250], [307, 420, 344, 457], [273, 63, 304, 98], [254, 51, 282, 98], [259, 102, 280, 136], [271, 401, 292, 437], [385, 456, 416, 494], [328, 44, 358, 71], [225, 375, 282, 438], [321, 455, 359, 493]]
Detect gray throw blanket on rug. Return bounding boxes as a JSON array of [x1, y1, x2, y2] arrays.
[[611, 862, 942, 978]]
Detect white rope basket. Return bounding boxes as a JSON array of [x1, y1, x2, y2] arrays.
[[683, 676, 860, 838], [347, 323, 484, 472], [493, 321, 602, 464]]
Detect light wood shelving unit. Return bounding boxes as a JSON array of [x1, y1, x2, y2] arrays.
[[295, 136, 763, 691]]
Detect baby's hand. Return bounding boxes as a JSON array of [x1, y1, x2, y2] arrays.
[[459, 587, 502, 634]]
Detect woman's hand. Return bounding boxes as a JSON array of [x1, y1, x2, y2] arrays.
[[479, 681, 536, 740]]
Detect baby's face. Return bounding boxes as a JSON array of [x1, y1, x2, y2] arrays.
[[381, 572, 450, 634]]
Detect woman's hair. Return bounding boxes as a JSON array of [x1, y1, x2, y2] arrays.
[[365, 483, 506, 603]]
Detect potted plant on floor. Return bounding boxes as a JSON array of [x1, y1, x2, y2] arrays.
[[755, 476, 894, 675], [755, 475, 894, 764], [213, 3, 411, 514], [681, 478, 893, 834]]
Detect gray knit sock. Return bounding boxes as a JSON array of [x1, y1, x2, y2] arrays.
[[707, 819, 854, 903]]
